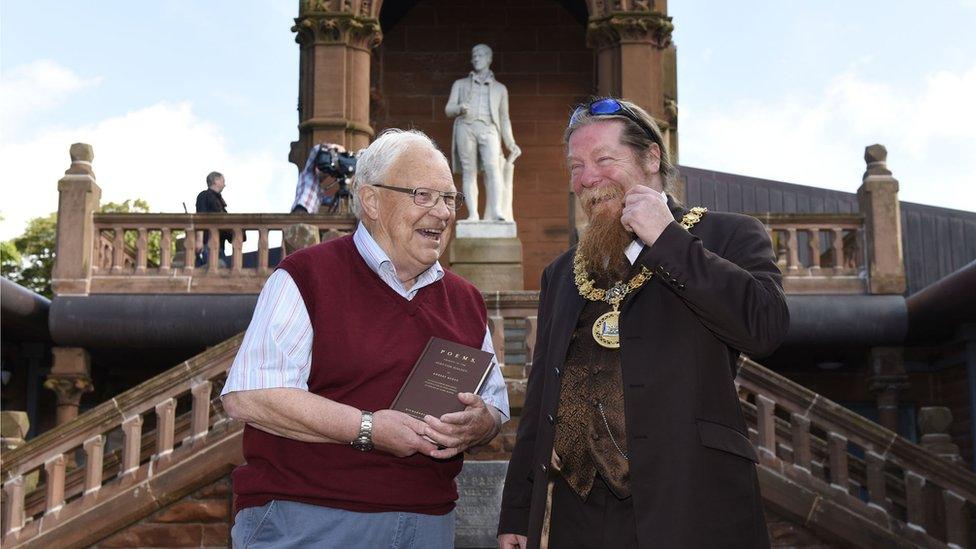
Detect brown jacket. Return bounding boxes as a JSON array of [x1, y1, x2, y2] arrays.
[[498, 198, 789, 548]]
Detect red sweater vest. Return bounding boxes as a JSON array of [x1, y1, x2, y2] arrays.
[[232, 236, 487, 515]]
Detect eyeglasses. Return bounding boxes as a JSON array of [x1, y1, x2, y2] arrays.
[[569, 98, 656, 140], [372, 184, 465, 211]]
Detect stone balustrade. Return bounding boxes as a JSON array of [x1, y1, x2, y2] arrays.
[[737, 357, 973, 547], [754, 213, 866, 294], [89, 213, 356, 294]]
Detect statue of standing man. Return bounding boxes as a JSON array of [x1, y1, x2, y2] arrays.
[[446, 44, 521, 222]]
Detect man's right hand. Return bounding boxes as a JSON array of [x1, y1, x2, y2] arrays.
[[459, 103, 469, 115], [498, 533, 527, 548], [371, 409, 438, 458]]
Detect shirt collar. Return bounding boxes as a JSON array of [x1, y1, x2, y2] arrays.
[[353, 222, 445, 283], [470, 70, 495, 85]]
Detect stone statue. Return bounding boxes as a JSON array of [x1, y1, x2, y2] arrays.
[[445, 44, 521, 222]]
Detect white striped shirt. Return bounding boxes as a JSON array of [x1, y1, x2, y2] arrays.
[[222, 223, 510, 421]]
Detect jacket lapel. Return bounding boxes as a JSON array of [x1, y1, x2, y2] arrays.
[[550, 257, 585, 365]]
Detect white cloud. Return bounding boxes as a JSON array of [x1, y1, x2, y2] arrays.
[[679, 63, 976, 212], [0, 101, 298, 241], [0, 60, 101, 133]]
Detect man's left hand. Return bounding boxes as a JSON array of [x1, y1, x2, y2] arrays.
[[423, 393, 499, 459], [621, 185, 673, 247]]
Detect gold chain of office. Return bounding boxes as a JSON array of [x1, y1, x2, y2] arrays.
[[573, 206, 707, 349]]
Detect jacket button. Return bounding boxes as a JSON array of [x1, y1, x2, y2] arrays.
[[657, 265, 664, 272], [540, 463, 548, 474], [547, 414, 556, 425], [678, 283, 686, 290], [554, 367, 562, 377], [664, 271, 671, 278]]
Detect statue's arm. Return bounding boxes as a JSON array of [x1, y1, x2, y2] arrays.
[[445, 80, 464, 117]]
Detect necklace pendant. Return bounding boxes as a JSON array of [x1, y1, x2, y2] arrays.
[[592, 310, 621, 349]]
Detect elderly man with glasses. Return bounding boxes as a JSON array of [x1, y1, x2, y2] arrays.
[[497, 98, 789, 549], [222, 129, 509, 549]]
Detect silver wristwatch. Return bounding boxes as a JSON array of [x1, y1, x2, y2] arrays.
[[351, 410, 374, 452]]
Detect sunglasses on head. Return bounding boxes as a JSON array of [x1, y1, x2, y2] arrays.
[[569, 98, 657, 140]]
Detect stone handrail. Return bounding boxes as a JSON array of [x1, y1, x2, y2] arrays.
[[737, 356, 973, 547], [751, 213, 866, 294], [6, 291, 967, 546], [89, 213, 357, 293], [0, 334, 242, 541]]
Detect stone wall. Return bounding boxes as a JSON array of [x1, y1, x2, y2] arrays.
[[91, 477, 232, 548], [371, 0, 593, 290]]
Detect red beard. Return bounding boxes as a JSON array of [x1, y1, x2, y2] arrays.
[[577, 184, 633, 280]]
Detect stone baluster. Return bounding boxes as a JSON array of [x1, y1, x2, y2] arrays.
[[121, 415, 143, 478], [790, 413, 812, 473], [489, 316, 508, 375], [3, 476, 25, 535], [786, 228, 800, 271], [831, 228, 845, 272], [904, 470, 927, 534], [865, 450, 888, 512], [524, 315, 538, 374], [827, 432, 851, 494], [188, 381, 212, 445], [155, 398, 177, 460], [44, 453, 67, 514], [53, 143, 101, 295], [755, 394, 776, 464], [160, 227, 172, 274], [207, 228, 219, 273], [136, 227, 148, 273], [808, 228, 821, 272], [258, 228, 270, 274], [943, 489, 969, 548], [232, 227, 244, 273], [183, 224, 196, 274], [83, 435, 105, 498], [111, 228, 126, 273]]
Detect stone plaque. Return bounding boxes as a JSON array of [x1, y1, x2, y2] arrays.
[[454, 460, 508, 549]]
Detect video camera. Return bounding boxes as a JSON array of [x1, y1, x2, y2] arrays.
[[314, 147, 357, 213], [315, 148, 357, 185]]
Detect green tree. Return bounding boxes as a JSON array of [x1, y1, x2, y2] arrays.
[[1, 199, 158, 298], [1, 213, 58, 297]]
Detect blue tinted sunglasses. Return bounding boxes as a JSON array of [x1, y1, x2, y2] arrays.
[[569, 98, 656, 140]]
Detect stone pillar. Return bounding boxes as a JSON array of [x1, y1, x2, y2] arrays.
[[289, 2, 382, 170], [857, 144, 906, 294], [52, 143, 101, 296], [866, 346, 908, 433], [581, 4, 678, 234], [44, 347, 94, 426], [918, 407, 963, 465]]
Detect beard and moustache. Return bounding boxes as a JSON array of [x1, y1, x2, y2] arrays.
[[577, 183, 635, 281]]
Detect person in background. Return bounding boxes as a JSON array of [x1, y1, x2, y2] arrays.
[[292, 143, 346, 213], [195, 171, 231, 267]]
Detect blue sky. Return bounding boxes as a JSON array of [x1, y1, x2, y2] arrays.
[[2, 0, 974, 240]]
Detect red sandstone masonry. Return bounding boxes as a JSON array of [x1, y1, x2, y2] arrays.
[[372, 0, 592, 289]]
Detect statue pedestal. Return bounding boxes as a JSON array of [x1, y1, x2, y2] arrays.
[[450, 221, 524, 291]]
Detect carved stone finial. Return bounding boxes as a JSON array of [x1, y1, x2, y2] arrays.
[[292, 12, 382, 49], [65, 143, 95, 176], [70, 143, 94, 163], [863, 143, 892, 177]]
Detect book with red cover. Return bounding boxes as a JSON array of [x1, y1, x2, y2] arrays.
[[391, 336, 495, 419]]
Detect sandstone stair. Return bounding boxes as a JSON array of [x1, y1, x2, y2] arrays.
[[2, 333, 973, 548]]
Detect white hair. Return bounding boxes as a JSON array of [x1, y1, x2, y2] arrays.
[[472, 43, 492, 59], [351, 129, 449, 218]]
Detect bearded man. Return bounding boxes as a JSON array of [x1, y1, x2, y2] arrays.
[[497, 98, 789, 549]]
